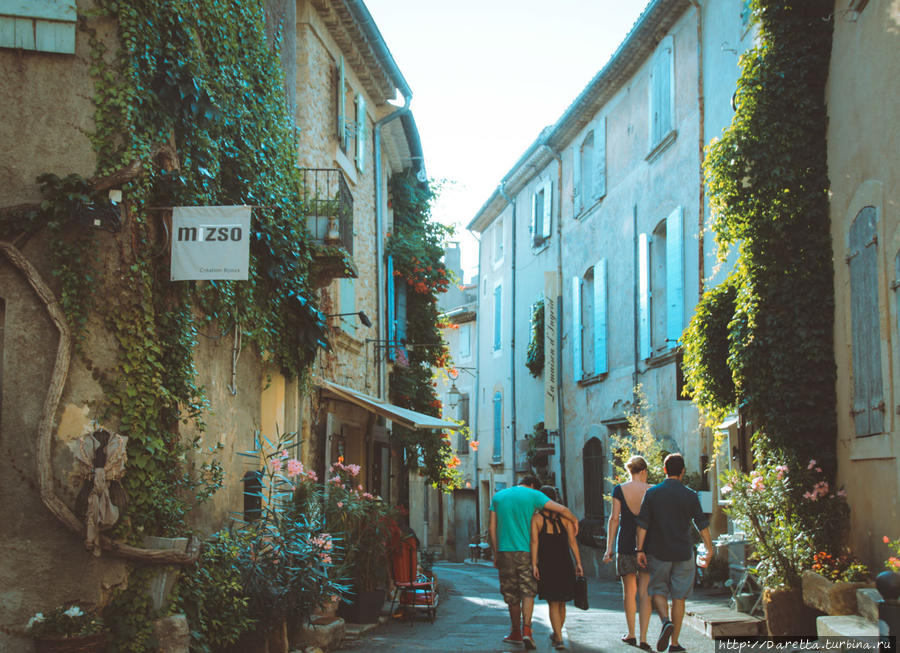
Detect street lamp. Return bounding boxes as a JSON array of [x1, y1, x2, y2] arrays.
[[325, 311, 372, 328], [447, 381, 461, 410]]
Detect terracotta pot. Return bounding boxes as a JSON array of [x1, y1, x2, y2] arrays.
[[763, 587, 819, 637], [34, 633, 106, 653]]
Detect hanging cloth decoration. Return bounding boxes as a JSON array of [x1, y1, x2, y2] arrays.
[[71, 428, 129, 556]]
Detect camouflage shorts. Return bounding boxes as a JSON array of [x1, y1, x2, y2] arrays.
[[496, 551, 538, 605]]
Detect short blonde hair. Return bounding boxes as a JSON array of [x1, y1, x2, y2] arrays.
[[625, 455, 648, 475]]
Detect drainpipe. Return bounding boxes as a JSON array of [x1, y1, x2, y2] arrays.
[[498, 183, 517, 483], [688, 0, 706, 296], [374, 95, 411, 400], [633, 205, 640, 403], [469, 232, 483, 534], [542, 144, 568, 505]]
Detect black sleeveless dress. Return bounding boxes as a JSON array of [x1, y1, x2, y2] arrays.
[[536, 510, 576, 601]]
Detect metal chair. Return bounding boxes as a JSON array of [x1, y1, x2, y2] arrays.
[[389, 536, 438, 623]]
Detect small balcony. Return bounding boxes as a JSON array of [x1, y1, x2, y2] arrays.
[[301, 168, 353, 256], [301, 168, 356, 285]]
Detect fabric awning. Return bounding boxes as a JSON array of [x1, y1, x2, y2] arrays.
[[316, 379, 461, 431], [717, 415, 739, 430]]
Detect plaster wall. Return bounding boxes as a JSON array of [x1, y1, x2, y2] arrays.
[[826, 0, 900, 567], [557, 10, 706, 522]]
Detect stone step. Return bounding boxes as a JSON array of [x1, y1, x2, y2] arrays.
[[816, 615, 879, 639], [685, 606, 767, 638], [856, 588, 882, 624]]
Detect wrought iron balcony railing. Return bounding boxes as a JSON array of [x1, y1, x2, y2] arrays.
[[300, 168, 353, 256]]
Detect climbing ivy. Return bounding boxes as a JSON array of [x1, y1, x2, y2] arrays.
[[385, 171, 460, 489], [525, 297, 544, 378], [2, 2, 331, 649], [682, 1, 836, 470]]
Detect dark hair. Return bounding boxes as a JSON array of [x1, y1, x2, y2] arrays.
[[539, 485, 559, 502], [664, 453, 685, 477], [625, 455, 648, 475], [520, 475, 541, 489]]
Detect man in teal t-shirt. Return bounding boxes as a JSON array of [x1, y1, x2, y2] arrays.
[[489, 475, 579, 649]]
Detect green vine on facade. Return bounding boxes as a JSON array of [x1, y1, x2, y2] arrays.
[[385, 171, 460, 489], [525, 297, 544, 378], [683, 0, 836, 469]]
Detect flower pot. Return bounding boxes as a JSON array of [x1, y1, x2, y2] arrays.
[[801, 570, 873, 615], [34, 633, 107, 653], [142, 536, 189, 613], [763, 587, 819, 637], [339, 589, 385, 624]]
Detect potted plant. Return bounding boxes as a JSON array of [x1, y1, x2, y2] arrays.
[[720, 458, 850, 635], [802, 549, 871, 615], [27, 603, 106, 653]]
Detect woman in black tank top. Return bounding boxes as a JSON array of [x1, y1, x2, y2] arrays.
[[530, 485, 583, 649]]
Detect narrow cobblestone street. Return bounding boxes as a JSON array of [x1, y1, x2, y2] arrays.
[[337, 562, 723, 652]]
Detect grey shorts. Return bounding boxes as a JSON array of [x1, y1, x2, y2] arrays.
[[616, 553, 639, 577], [647, 555, 695, 599], [496, 551, 538, 605]]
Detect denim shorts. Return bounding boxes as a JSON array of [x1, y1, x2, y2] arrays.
[[647, 555, 695, 599]]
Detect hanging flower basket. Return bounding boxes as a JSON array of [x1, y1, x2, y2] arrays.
[[34, 633, 107, 653]]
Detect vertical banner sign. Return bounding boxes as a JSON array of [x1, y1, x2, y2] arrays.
[[544, 271, 560, 431], [171, 206, 252, 281]]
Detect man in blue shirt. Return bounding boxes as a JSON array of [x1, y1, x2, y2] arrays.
[[636, 454, 713, 653], [490, 475, 578, 649]]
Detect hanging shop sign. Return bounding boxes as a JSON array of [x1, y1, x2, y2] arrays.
[[170, 205, 251, 280], [544, 270, 560, 431]]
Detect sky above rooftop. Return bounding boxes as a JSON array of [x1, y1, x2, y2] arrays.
[[364, 0, 650, 282]]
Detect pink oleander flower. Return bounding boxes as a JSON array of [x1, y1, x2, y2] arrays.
[[307, 471, 318, 482], [328, 475, 342, 484], [358, 484, 364, 491], [815, 467, 822, 473], [808, 459, 817, 470], [721, 484, 733, 495], [287, 459, 303, 477], [347, 464, 361, 477], [750, 476, 765, 492], [337, 501, 344, 508], [775, 464, 788, 479], [280, 449, 289, 458], [270, 457, 283, 473], [363, 492, 374, 499]]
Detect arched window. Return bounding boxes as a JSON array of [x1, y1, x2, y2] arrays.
[[583, 438, 605, 520]]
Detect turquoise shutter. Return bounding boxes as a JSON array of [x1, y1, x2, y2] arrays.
[[572, 276, 582, 381], [339, 278, 356, 335], [541, 180, 552, 241], [355, 93, 366, 171], [493, 392, 503, 461], [572, 142, 582, 213], [638, 233, 651, 359], [659, 39, 673, 137], [666, 207, 684, 346], [493, 285, 502, 350], [593, 259, 608, 374], [594, 117, 607, 200], [337, 56, 346, 147], [387, 255, 395, 360], [530, 190, 538, 242], [396, 283, 407, 344]]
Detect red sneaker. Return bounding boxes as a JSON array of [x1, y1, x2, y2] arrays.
[[523, 625, 536, 649], [503, 631, 523, 643]]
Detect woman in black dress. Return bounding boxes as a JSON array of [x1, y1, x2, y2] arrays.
[[531, 486, 583, 649]]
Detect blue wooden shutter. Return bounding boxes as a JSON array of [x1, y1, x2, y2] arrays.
[[396, 282, 407, 345], [386, 255, 395, 360], [530, 190, 538, 244], [848, 206, 883, 436], [493, 392, 503, 461], [666, 207, 684, 346], [355, 93, 366, 171], [339, 278, 356, 335], [649, 37, 673, 147], [594, 259, 608, 374], [0, 0, 76, 53], [337, 56, 346, 147], [572, 276, 582, 380], [638, 233, 651, 359], [541, 180, 553, 241], [572, 141, 582, 214], [493, 285, 502, 350], [594, 117, 607, 200]]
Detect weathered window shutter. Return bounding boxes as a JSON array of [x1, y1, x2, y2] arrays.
[[0, 0, 76, 53], [572, 276, 582, 380], [593, 258, 608, 374], [594, 117, 607, 200], [355, 93, 366, 172], [337, 56, 346, 147], [649, 36, 674, 148], [638, 233, 651, 359], [396, 282, 407, 345], [665, 206, 684, 346], [386, 254, 395, 360], [493, 284, 502, 350], [572, 142, 582, 213], [541, 179, 552, 241], [848, 206, 883, 436], [493, 392, 503, 461], [339, 277, 356, 335]]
